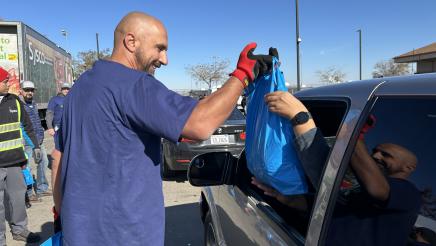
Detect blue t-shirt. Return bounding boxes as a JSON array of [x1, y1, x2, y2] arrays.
[[47, 94, 66, 128], [57, 60, 197, 246], [326, 177, 421, 246]]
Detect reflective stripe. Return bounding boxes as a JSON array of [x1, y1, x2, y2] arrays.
[[15, 99, 21, 122], [0, 99, 24, 152], [0, 122, 20, 134], [0, 138, 24, 152]]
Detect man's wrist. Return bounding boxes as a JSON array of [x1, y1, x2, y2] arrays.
[[230, 70, 249, 88], [290, 111, 312, 127]]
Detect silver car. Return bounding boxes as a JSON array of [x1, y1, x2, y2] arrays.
[[188, 73, 436, 245]]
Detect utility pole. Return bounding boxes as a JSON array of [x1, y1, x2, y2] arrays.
[[295, 0, 302, 91], [357, 29, 362, 80], [96, 33, 100, 60]]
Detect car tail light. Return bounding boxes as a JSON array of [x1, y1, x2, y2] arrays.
[[180, 138, 195, 143], [239, 132, 246, 140], [176, 159, 191, 163]]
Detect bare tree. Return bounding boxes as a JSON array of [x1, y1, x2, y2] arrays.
[[316, 66, 346, 83], [73, 48, 111, 79], [186, 57, 230, 91], [372, 59, 411, 78]]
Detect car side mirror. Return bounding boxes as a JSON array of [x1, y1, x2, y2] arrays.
[[188, 152, 237, 186]]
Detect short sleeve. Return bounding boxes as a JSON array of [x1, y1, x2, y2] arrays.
[[385, 178, 421, 211], [123, 76, 198, 143]]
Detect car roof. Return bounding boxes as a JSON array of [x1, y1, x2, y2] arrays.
[[295, 72, 436, 99]]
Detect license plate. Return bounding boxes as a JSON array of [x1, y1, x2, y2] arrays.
[[210, 135, 229, 145]]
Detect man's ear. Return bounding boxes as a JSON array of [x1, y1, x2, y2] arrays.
[[404, 162, 416, 173], [123, 32, 137, 53]]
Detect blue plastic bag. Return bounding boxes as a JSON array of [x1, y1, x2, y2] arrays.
[[245, 58, 308, 195], [21, 166, 34, 186], [40, 231, 63, 246]]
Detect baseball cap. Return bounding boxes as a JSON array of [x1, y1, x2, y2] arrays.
[[61, 82, 71, 89], [0, 67, 9, 82], [21, 81, 36, 89]]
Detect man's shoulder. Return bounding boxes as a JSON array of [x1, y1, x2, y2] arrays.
[[3, 93, 21, 103]]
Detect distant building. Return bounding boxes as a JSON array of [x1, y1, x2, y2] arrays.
[[394, 42, 436, 74]]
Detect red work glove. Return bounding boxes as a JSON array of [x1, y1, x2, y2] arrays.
[[230, 43, 275, 88], [359, 114, 376, 140]]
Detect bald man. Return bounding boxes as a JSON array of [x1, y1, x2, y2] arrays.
[[52, 11, 274, 245], [252, 91, 421, 246]]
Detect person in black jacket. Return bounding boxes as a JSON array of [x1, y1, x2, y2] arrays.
[[20, 81, 51, 199], [0, 67, 40, 244]]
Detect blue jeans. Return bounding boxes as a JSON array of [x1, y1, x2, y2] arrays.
[[24, 143, 49, 194]]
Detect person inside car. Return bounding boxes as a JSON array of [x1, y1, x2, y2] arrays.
[[252, 89, 421, 246]]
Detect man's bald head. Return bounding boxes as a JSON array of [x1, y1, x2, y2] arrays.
[[111, 12, 168, 73], [113, 12, 165, 50], [373, 143, 418, 179]]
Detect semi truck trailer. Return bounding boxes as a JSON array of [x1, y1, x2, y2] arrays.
[[0, 21, 72, 118]]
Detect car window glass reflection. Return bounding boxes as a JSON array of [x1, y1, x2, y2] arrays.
[[329, 97, 436, 246]]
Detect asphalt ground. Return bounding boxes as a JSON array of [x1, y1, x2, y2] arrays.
[[6, 132, 204, 246]]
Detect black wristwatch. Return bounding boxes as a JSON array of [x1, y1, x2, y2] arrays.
[[291, 111, 312, 126]]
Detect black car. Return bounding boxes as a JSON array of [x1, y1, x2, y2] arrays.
[[188, 73, 436, 245], [161, 108, 246, 181]]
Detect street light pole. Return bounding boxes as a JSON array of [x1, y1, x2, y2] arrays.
[[295, 0, 302, 91], [357, 29, 362, 80], [96, 33, 100, 60]]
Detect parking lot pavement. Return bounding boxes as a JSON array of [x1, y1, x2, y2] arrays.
[[6, 132, 204, 245], [164, 181, 204, 246], [6, 131, 55, 246]]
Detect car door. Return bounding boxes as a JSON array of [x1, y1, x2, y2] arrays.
[[215, 98, 350, 246], [215, 152, 301, 246]]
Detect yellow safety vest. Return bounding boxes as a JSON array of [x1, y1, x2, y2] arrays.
[[0, 99, 24, 152]]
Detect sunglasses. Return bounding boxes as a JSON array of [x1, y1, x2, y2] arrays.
[[23, 88, 35, 93]]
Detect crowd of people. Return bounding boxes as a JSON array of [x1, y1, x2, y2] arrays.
[[0, 67, 70, 244]]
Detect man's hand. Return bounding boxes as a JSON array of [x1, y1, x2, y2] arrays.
[[264, 91, 307, 120], [230, 43, 276, 88], [48, 128, 55, 136], [33, 148, 42, 163], [251, 177, 308, 211]]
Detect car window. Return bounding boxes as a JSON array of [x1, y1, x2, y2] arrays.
[[227, 108, 245, 121], [325, 96, 436, 245]]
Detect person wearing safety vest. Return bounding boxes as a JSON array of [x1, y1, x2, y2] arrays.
[[0, 67, 41, 244]]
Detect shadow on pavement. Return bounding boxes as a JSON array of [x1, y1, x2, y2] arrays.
[[165, 202, 204, 246], [26, 221, 53, 246]]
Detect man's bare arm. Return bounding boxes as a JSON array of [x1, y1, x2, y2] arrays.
[[350, 140, 390, 201], [51, 149, 62, 213], [182, 77, 244, 141]]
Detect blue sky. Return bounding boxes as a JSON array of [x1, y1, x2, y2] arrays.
[[3, 0, 436, 90]]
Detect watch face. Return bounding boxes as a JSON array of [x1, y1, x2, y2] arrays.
[[293, 112, 311, 126]]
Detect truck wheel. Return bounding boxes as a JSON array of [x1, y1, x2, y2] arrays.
[[204, 211, 217, 246]]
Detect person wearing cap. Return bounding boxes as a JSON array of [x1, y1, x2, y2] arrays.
[[20, 81, 51, 198], [0, 67, 41, 244], [45, 82, 71, 137]]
